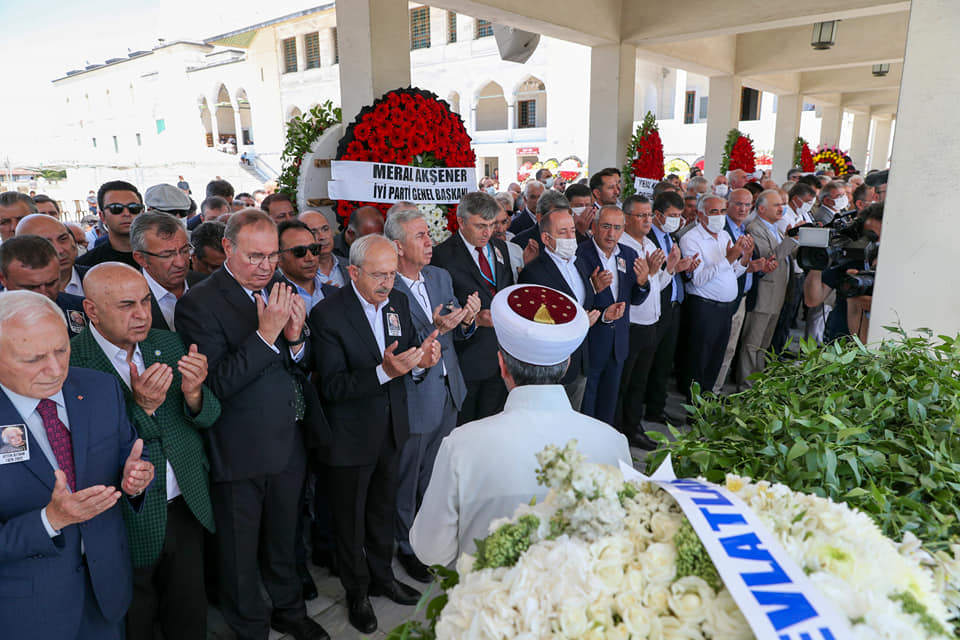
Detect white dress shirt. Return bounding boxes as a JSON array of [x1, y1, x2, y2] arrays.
[[0, 384, 71, 537], [592, 239, 620, 297], [89, 324, 182, 501], [679, 223, 746, 303], [350, 282, 424, 384], [143, 270, 186, 331], [544, 246, 586, 306], [619, 232, 670, 326], [398, 272, 446, 376], [63, 267, 84, 297]]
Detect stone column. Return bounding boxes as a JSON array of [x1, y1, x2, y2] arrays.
[[848, 114, 870, 173], [336, 0, 411, 122], [234, 108, 244, 149], [869, 117, 893, 171], [818, 105, 843, 147], [588, 43, 636, 175], [869, 0, 960, 342], [771, 94, 802, 182], [703, 75, 741, 179], [506, 101, 516, 141]]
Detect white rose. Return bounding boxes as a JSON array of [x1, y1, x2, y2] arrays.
[[640, 542, 677, 586], [557, 601, 589, 637], [657, 614, 703, 639], [643, 583, 671, 615], [650, 511, 683, 543], [620, 604, 654, 637], [586, 597, 616, 629], [703, 589, 751, 640], [667, 576, 713, 623]]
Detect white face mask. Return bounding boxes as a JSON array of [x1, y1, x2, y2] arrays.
[[571, 206, 588, 216], [713, 184, 729, 197], [706, 214, 726, 234], [543, 177, 555, 188], [798, 200, 814, 217], [551, 236, 578, 260], [833, 195, 849, 211], [661, 216, 682, 233]]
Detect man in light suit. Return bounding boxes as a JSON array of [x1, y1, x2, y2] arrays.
[[737, 190, 796, 384], [0, 290, 154, 640], [383, 203, 480, 583]]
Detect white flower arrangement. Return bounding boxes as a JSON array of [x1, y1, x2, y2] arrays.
[[434, 441, 958, 640], [419, 203, 452, 244]]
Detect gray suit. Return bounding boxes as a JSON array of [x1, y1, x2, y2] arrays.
[[736, 218, 796, 383], [392, 265, 471, 554]]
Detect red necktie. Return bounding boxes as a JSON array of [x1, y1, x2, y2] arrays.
[[37, 399, 76, 491], [476, 246, 496, 296]]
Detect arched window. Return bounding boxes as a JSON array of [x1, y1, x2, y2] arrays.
[[515, 77, 546, 128], [475, 82, 507, 131]]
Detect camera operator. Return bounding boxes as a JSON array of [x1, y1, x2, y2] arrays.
[[803, 203, 883, 343]]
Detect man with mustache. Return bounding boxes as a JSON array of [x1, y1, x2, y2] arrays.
[[130, 212, 207, 332], [71, 263, 219, 640]]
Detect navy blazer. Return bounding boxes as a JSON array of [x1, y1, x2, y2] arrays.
[[149, 271, 208, 331], [507, 208, 536, 236], [392, 265, 470, 433], [576, 241, 649, 363], [511, 222, 540, 251], [723, 220, 760, 312], [518, 252, 594, 379], [0, 368, 139, 638]]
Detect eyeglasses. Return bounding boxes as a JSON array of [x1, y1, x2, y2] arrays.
[[361, 269, 396, 283], [139, 243, 193, 260], [282, 243, 322, 258], [243, 251, 282, 266], [103, 203, 144, 215], [598, 223, 624, 231]]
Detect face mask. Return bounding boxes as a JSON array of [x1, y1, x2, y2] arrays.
[[571, 206, 588, 216], [485, 186, 497, 195], [713, 184, 729, 197], [798, 200, 814, 217], [544, 177, 555, 189], [661, 216, 682, 234], [550, 236, 578, 260], [833, 195, 849, 211], [706, 214, 726, 234]]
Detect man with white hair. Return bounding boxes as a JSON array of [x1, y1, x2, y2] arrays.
[[507, 179, 544, 235], [410, 283, 632, 566], [813, 181, 850, 224], [0, 425, 26, 453], [0, 290, 154, 639]]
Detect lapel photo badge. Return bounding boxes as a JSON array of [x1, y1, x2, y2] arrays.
[[617, 256, 627, 273], [67, 310, 86, 334], [0, 424, 30, 464], [494, 246, 505, 264], [386, 312, 402, 337]]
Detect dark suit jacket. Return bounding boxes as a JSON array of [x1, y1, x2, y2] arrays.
[[0, 368, 139, 637], [518, 252, 594, 380], [576, 241, 649, 364], [511, 222, 540, 251], [332, 232, 350, 260], [175, 268, 328, 482], [430, 233, 514, 382], [149, 271, 208, 331], [507, 208, 536, 235], [70, 328, 220, 568], [309, 286, 416, 466], [647, 228, 683, 308], [392, 266, 470, 433]]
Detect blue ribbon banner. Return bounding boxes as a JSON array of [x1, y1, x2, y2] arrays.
[[620, 456, 852, 640]]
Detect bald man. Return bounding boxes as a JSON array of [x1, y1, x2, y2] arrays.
[[17, 213, 87, 296], [72, 263, 220, 640], [332, 206, 384, 260], [299, 210, 347, 287]]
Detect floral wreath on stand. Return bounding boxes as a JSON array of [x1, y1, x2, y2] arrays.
[[277, 101, 342, 199], [334, 87, 476, 243], [719, 128, 756, 175], [794, 136, 815, 172], [811, 145, 856, 176], [622, 111, 664, 198]]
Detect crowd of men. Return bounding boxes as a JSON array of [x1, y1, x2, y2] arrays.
[[0, 163, 886, 639]]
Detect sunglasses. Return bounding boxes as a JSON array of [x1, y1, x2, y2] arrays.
[[103, 203, 144, 215], [282, 243, 322, 258]]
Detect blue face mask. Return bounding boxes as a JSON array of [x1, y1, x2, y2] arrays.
[[485, 187, 497, 195]]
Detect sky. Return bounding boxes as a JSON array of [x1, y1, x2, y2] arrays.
[[0, 0, 314, 165]]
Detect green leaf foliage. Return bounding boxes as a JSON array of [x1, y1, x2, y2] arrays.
[[277, 101, 342, 200], [648, 332, 960, 550], [621, 111, 659, 198]]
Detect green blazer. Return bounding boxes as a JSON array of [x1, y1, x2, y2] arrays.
[[70, 327, 220, 568]]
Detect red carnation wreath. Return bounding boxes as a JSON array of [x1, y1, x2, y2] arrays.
[[720, 129, 756, 174], [335, 87, 476, 235], [794, 137, 815, 172], [623, 111, 664, 196]]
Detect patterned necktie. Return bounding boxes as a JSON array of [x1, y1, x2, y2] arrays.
[[475, 246, 496, 296], [37, 398, 76, 491]]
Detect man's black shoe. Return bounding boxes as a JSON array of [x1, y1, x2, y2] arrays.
[[270, 615, 330, 640], [398, 551, 432, 583], [369, 579, 421, 605], [347, 595, 378, 633], [627, 430, 660, 451]]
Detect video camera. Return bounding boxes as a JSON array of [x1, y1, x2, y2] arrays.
[[788, 210, 879, 272], [838, 271, 875, 298]]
